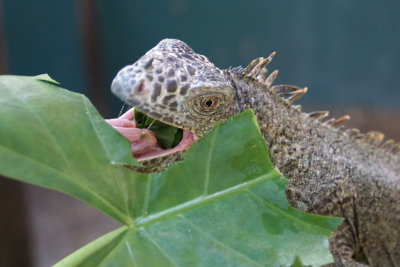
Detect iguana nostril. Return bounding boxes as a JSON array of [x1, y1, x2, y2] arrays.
[[137, 82, 144, 94]]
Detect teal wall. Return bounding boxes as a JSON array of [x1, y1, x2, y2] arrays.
[[2, 0, 400, 116], [3, 0, 86, 93]]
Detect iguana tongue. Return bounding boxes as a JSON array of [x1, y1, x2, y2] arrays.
[[106, 108, 195, 160]]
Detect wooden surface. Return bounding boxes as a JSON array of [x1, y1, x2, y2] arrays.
[[0, 178, 32, 267]]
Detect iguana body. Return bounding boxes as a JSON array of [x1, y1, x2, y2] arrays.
[[110, 39, 400, 266]]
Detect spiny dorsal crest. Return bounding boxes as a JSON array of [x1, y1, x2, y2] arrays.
[[239, 52, 308, 106], [240, 52, 400, 158]]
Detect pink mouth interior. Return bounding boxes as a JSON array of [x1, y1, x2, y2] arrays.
[[106, 108, 195, 161]]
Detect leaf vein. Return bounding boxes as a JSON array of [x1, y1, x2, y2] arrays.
[[141, 228, 181, 267], [7, 85, 73, 174], [203, 128, 219, 195], [83, 96, 114, 162], [0, 145, 128, 224], [142, 173, 154, 216], [96, 228, 132, 266], [125, 242, 137, 267], [179, 215, 264, 266], [247, 189, 332, 235], [135, 172, 281, 227]]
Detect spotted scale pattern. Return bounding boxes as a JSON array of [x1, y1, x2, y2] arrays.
[[111, 39, 237, 135]]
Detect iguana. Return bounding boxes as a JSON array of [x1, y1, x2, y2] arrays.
[[108, 39, 400, 266]]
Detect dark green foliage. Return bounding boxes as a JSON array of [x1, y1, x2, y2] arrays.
[[134, 108, 183, 149]]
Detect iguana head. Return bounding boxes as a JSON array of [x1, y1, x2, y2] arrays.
[[110, 39, 240, 172], [112, 39, 239, 136]]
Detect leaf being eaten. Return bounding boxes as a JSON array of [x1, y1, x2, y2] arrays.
[[134, 107, 183, 149], [0, 75, 343, 267]]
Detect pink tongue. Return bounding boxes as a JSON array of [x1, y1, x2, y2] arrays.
[[106, 110, 162, 157], [106, 108, 196, 160]]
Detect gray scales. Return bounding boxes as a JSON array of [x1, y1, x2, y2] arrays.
[[111, 39, 400, 267]]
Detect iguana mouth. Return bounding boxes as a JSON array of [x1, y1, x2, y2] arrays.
[[106, 108, 196, 161]]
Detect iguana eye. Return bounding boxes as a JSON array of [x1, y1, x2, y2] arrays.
[[200, 97, 220, 110], [187, 91, 231, 117]]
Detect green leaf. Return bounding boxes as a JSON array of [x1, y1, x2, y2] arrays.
[[0, 75, 342, 266], [0, 75, 141, 224], [291, 256, 307, 267], [34, 73, 60, 84], [134, 108, 183, 149]]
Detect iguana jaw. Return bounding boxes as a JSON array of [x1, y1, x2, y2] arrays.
[[110, 38, 238, 172], [106, 107, 197, 161], [135, 130, 195, 161]]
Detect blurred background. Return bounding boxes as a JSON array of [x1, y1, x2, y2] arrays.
[[1, 0, 400, 266]]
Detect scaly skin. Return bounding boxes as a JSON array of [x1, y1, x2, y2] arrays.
[[111, 39, 400, 266]]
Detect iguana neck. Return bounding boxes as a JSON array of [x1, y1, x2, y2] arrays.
[[229, 72, 310, 179], [229, 70, 400, 215]]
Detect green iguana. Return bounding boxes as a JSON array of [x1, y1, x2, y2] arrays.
[[108, 39, 400, 266]]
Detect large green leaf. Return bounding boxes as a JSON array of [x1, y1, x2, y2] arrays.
[[0, 75, 141, 224], [0, 75, 342, 266]]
